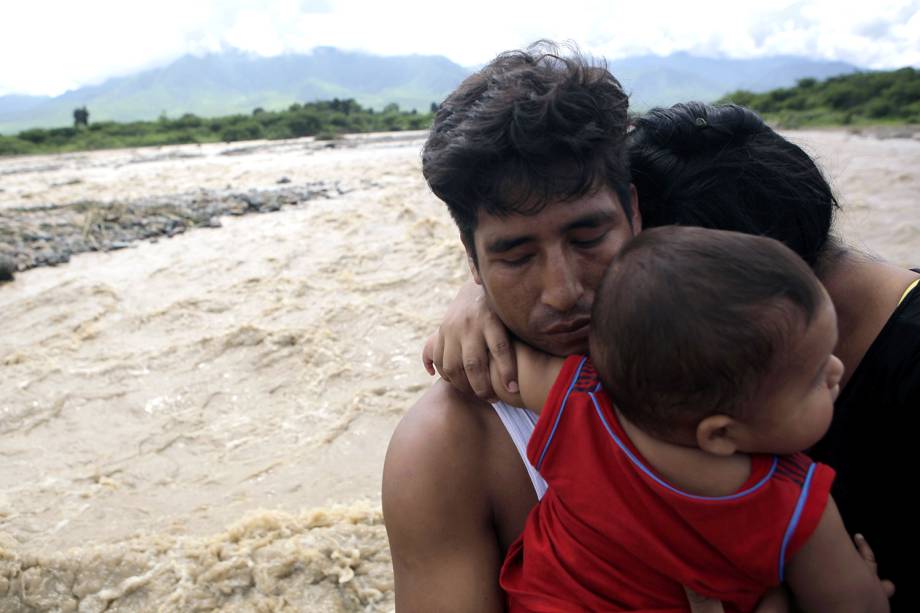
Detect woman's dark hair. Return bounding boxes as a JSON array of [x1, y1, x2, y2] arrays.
[[589, 226, 826, 439], [422, 41, 631, 258], [628, 102, 839, 267]]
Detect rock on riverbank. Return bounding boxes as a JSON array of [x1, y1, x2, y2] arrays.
[[0, 182, 350, 273]]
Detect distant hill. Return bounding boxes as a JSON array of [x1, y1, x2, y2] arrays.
[[0, 48, 864, 133], [0, 48, 469, 134], [0, 94, 51, 115], [612, 53, 861, 110]]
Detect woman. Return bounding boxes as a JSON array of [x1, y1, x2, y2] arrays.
[[424, 103, 916, 610]]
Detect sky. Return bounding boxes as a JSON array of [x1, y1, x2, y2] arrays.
[[2, 0, 919, 96]]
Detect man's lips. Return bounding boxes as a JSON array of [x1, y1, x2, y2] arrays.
[[543, 318, 591, 335]]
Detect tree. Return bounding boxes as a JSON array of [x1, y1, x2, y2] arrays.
[[73, 106, 89, 128], [220, 120, 264, 142]]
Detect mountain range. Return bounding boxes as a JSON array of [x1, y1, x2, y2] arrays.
[[0, 47, 862, 134], [610, 52, 860, 109]]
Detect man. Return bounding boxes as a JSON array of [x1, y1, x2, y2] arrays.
[[382, 43, 640, 611], [382, 44, 778, 612]]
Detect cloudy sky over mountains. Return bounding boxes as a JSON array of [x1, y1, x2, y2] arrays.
[[3, 0, 918, 96]]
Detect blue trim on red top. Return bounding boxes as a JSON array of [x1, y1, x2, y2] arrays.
[[778, 462, 816, 581], [588, 391, 778, 501], [535, 356, 587, 471]]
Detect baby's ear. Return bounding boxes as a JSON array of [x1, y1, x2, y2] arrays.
[[696, 414, 740, 456]]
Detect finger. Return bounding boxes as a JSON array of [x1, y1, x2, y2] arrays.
[[854, 534, 894, 599], [752, 587, 791, 613], [462, 339, 494, 400], [684, 587, 725, 613], [422, 333, 438, 376], [483, 318, 518, 393], [430, 331, 446, 377], [853, 533, 877, 572], [441, 337, 473, 396]]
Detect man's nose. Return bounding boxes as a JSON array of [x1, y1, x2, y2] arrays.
[[540, 254, 584, 313]]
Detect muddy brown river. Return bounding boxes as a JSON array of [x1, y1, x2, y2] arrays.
[[1, 129, 918, 611]]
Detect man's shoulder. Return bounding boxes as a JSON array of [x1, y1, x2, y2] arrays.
[[387, 380, 495, 477], [383, 378, 536, 517], [384, 385, 517, 611], [382, 381, 499, 546]]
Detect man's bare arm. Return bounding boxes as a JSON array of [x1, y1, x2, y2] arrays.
[[383, 383, 505, 612]]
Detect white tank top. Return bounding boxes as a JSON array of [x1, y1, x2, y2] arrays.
[[492, 401, 548, 500]]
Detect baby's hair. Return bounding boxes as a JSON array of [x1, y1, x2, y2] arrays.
[[589, 226, 826, 439]]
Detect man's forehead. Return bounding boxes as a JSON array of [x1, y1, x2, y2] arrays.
[[476, 189, 623, 246]]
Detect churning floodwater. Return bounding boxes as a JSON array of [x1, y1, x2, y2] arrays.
[[1, 129, 918, 611]]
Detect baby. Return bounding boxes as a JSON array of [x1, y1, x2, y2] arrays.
[[492, 226, 889, 612]]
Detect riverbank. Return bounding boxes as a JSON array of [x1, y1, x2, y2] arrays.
[[0, 132, 425, 280]]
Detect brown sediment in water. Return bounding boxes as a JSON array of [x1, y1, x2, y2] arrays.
[[0, 129, 918, 611], [1, 502, 389, 612], [787, 130, 920, 267]]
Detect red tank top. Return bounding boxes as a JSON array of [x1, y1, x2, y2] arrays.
[[500, 355, 835, 613]]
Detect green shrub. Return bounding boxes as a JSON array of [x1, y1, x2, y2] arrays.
[[220, 120, 264, 142], [175, 113, 204, 128], [0, 136, 33, 155], [4, 97, 434, 155], [18, 128, 47, 144], [286, 113, 323, 137], [717, 67, 919, 127], [865, 99, 894, 118]]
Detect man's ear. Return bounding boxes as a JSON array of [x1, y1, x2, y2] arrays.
[[468, 255, 482, 284], [462, 235, 483, 285], [628, 183, 642, 235], [696, 414, 740, 456]]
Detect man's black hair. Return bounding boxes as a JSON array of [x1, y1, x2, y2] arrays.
[[628, 102, 839, 268], [589, 226, 826, 439], [422, 41, 632, 261]]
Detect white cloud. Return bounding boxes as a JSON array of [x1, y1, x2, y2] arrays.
[[1, 0, 917, 95]]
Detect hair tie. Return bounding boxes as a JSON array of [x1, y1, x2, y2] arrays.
[[695, 117, 708, 128]]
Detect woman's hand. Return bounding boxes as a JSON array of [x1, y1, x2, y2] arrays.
[[854, 533, 895, 599], [686, 586, 790, 613], [683, 533, 894, 613], [685, 587, 727, 613], [422, 280, 518, 400]]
